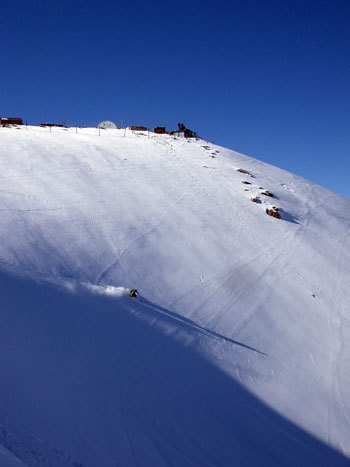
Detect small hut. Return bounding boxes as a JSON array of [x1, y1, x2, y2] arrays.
[[130, 126, 148, 131], [39, 123, 66, 128], [1, 117, 23, 126], [153, 126, 167, 134], [170, 123, 197, 138]]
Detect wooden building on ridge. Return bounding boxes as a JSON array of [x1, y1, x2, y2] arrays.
[[1, 117, 23, 126]]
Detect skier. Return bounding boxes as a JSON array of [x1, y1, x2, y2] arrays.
[[129, 289, 139, 298]]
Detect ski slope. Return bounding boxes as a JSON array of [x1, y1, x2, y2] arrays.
[[1, 125, 349, 466]]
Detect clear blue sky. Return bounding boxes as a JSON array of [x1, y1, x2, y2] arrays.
[[1, 0, 349, 198]]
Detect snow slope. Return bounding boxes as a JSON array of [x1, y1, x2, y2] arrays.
[[0, 125, 349, 466]]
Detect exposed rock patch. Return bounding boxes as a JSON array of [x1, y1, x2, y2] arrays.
[[261, 190, 274, 197], [266, 207, 281, 219]]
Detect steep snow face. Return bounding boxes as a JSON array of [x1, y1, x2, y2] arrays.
[[1, 125, 349, 466]]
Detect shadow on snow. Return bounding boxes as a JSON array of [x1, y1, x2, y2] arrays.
[[138, 297, 267, 355], [0, 270, 349, 467]]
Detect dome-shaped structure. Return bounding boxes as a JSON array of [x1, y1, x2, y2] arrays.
[[97, 120, 117, 129]]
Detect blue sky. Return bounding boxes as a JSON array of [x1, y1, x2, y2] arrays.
[[1, 0, 349, 198]]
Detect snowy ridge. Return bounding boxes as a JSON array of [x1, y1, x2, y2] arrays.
[[0, 125, 349, 466]]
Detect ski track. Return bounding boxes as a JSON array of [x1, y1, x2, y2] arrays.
[[326, 221, 350, 451], [94, 193, 188, 284], [1, 126, 350, 464]]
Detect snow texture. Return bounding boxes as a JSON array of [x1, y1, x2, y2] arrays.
[[0, 125, 349, 466]]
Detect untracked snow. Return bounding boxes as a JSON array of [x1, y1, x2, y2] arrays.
[[0, 125, 349, 466]]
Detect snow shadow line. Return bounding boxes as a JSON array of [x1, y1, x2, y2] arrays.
[[138, 297, 267, 356], [280, 209, 300, 224], [1, 271, 349, 466]]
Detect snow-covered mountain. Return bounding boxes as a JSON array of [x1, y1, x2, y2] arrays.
[[1, 125, 349, 466]]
